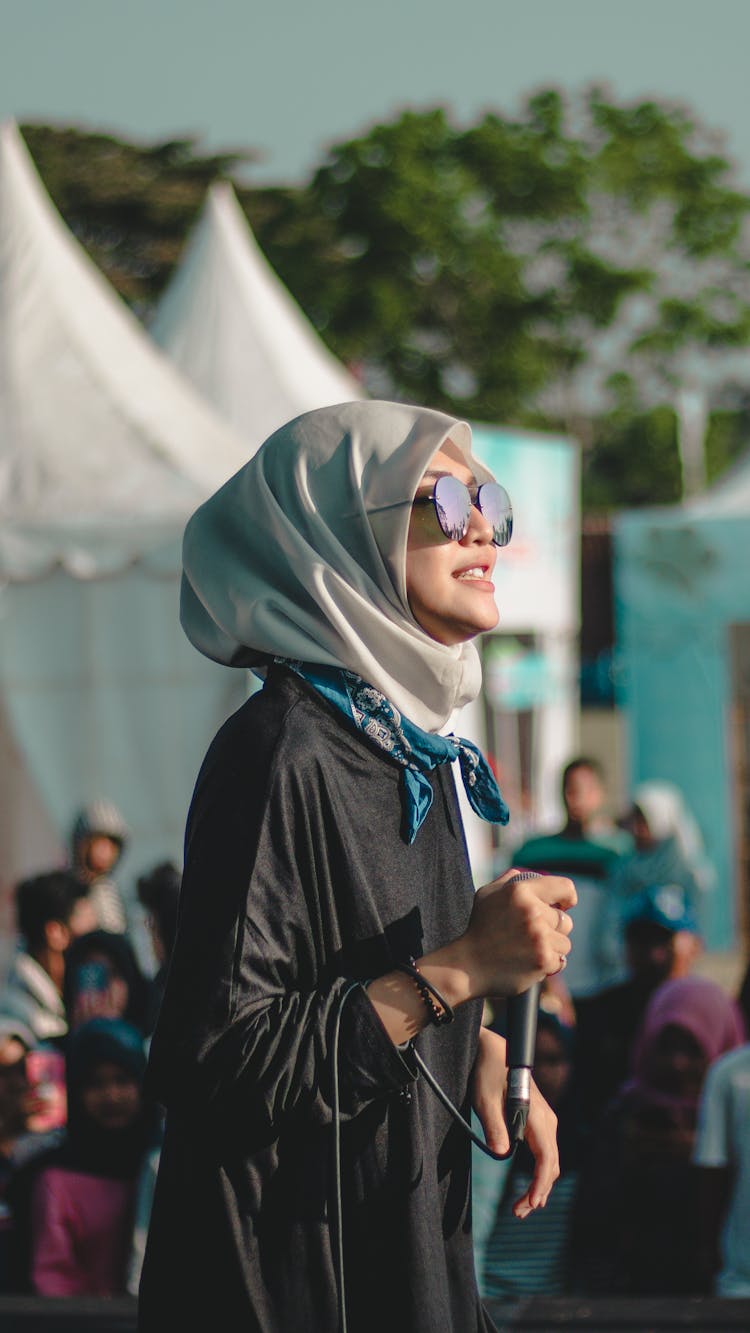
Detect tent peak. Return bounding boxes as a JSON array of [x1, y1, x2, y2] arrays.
[[152, 173, 364, 448]]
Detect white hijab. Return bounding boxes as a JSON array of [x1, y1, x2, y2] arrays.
[[633, 781, 704, 863], [180, 400, 496, 732]]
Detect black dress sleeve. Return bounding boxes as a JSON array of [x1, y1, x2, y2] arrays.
[[146, 709, 417, 1142]]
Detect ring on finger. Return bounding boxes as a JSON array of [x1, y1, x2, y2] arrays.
[[558, 955, 567, 971], [556, 908, 566, 931]]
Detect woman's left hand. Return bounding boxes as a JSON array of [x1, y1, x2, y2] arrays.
[[471, 1025, 560, 1219]]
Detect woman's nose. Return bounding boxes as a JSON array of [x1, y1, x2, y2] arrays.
[[462, 501, 494, 544]]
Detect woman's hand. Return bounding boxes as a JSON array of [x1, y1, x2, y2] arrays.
[[472, 1026, 560, 1219], [456, 868, 576, 1001], [367, 869, 576, 1046]]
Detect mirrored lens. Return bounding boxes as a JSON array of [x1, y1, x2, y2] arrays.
[[433, 474, 472, 541], [478, 482, 513, 547]]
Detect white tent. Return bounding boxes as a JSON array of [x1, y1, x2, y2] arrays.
[[150, 181, 363, 449], [0, 122, 253, 952]]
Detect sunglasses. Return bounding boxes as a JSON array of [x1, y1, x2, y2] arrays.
[[412, 475, 513, 547]]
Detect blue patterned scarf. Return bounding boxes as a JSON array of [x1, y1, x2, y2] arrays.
[[279, 661, 509, 844]]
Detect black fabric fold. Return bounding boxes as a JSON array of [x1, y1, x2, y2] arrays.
[[140, 665, 493, 1333]]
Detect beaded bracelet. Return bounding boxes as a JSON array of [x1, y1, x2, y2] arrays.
[[395, 959, 455, 1027]]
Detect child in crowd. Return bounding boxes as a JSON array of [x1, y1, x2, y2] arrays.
[[63, 931, 156, 1039], [30, 1018, 155, 1297]]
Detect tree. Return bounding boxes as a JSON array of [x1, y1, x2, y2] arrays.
[[249, 90, 750, 506], [21, 91, 750, 509], [20, 124, 257, 312]]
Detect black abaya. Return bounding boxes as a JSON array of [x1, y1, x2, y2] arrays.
[[138, 666, 496, 1332]]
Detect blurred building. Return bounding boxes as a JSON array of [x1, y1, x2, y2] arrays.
[[615, 452, 750, 952]]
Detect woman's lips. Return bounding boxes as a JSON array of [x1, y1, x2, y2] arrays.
[[454, 564, 494, 584]]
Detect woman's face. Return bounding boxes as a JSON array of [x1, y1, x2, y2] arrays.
[[646, 1023, 708, 1100], [630, 806, 655, 850], [405, 445, 499, 646]]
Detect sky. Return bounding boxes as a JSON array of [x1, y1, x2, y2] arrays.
[[2, 0, 750, 186]]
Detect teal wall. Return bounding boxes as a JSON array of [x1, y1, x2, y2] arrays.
[[615, 509, 750, 950]]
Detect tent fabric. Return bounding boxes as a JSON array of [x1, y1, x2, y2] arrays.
[[1, 563, 248, 883], [0, 122, 251, 581], [0, 122, 253, 919], [150, 181, 363, 449]]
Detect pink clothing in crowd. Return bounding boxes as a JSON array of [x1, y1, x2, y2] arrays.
[[31, 1166, 135, 1296], [628, 975, 746, 1115]]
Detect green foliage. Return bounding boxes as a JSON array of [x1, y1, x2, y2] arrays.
[[705, 406, 750, 481], [20, 124, 256, 310], [19, 86, 750, 510], [583, 402, 681, 509]]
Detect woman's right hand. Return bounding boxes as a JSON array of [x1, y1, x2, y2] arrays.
[[454, 868, 576, 1000], [367, 869, 576, 1045]]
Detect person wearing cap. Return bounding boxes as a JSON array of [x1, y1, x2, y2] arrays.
[[70, 800, 129, 935], [574, 883, 702, 1142]]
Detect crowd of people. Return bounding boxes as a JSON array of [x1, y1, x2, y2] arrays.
[[0, 762, 748, 1307], [0, 802, 179, 1298], [474, 756, 750, 1302]]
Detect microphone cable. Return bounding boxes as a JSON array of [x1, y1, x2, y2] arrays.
[[330, 983, 520, 1333]]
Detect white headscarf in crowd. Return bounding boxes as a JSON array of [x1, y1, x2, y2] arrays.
[[180, 400, 496, 733], [632, 781, 704, 862]]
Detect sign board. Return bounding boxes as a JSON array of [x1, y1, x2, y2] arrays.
[[471, 424, 579, 635]]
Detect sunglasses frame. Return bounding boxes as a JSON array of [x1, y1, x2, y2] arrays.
[[412, 475, 513, 548]]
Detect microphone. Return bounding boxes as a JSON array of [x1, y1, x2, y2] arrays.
[[505, 980, 541, 1144], [502, 868, 546, 1145]]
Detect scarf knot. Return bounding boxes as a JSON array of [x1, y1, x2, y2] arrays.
[[280, 661, 509, 844]]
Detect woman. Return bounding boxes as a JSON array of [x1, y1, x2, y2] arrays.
[[30, 1018, 155, 1297], [138, 402, 575, 1332], [602, 780, 711, 981], [615, 781, 712, 908], [572, 975, 744, 1295]]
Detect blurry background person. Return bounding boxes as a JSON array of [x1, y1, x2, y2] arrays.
[[572, 976, 744, 1296], [70, 800, 129, 935], [736, 956, 750, 1036], [613, 781, 712, 915], [63, 931, 156, 1040], [29, 1018, 155, 1298], [574, 884, 702, 1142], [603, 781, 713, 982], [513, 757, 631, 999], [0, 1019, 66, 1292], [136, 861, 181, 1026], [124, 862, 181, 1289], [693, 1041, 750, 1297], [0, 872, 95, 1045], [476, 1013, 582, 1301]]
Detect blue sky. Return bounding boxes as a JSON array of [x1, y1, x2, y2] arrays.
[[3, 0, 750, 185]]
